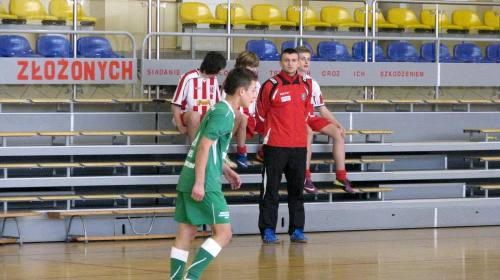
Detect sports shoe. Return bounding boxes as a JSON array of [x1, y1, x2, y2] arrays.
[[304, 177, 318, 194], [225, 156, 237, 169], [262, 229, 281, 244], [334, 179, 355, 194], [255, 150, 264, 163], [237, 153, 248, 168], [290, 229, 308, 243]]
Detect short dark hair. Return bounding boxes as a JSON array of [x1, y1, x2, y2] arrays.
[[223, 68, 258, 96], [200, 51, 227, 75], [281, 48, 298, 60]]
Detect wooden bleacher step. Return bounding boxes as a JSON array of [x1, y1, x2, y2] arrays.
[[467, 185, 500, 198]]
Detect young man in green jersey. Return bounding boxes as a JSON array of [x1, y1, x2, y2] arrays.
[[170, 67, 258, 280]]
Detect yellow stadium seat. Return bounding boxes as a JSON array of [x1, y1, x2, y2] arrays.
[[49, 0, 97, 23], [179, 2, 225, 27], [420, 9, 463, 31], [215, 3, 263, 28], [0, 1, 18, 20], [286, 5, 331, 28], [251, 4, 296, 28], [10, 0, 59, 21], [483, 11, 500, 30], [354, 8, 399, 29], [387, 8, 431, 30], [452, 10, 494, 31], [321, 6, 364, 29]]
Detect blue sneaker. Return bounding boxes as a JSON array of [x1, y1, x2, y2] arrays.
[[290, 229, 308, 243], [262, 229, 281, 244], [237, 153, 248, 168]]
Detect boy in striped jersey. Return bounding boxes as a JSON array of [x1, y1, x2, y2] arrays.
[[170, 68, 258, 280], [171, 52, 227, 143], [295, 46, 355, 194]]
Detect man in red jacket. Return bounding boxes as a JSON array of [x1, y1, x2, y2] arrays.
[[256, 48, 312, 244]]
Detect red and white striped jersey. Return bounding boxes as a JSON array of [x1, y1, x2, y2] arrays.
[[221, 81, 261, 117], [171, 69, 221, 115], [304, 74, 324, 108]]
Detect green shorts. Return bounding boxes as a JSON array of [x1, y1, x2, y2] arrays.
[[174, 190, 230, 226]]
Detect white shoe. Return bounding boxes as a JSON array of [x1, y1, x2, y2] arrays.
[[225, 156, 237, 169]]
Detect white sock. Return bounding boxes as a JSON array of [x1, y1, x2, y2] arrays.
[[171, 246, 189, 262], [200, 238, 222, 257]]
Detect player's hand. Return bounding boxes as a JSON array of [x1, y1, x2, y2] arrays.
[[191, 182, 205, 201], [177, 123, 188, 135], [224, 168, 242, 190]]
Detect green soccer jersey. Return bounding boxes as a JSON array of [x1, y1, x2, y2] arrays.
[[176, 100, 235, 192]]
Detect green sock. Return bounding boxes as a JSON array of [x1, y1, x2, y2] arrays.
[[185, 238, 221, 280], [170, 247, 189, 280]]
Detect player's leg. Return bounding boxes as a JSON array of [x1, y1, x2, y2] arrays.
[[304, 125, 317, 194], [259, 145, 287, 244], [170, 223, 198, 280], [319, 124, 355, 194], [171, 192, 199, 280], [284, 147, 308, 242], [185, 192, 231, 279], [236, 113, 249, 168], [183, 111, 202, 143]]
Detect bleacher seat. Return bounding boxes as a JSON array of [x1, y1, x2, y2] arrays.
[[245, 39, 280, 61], [485, 44, 499, 63], [49, 0, 97, 24], [317, 41, 363, 61], [387, 8, 432, 30], [0, 35, 43, 57], [321, 6, 364, 30], [0, 1, 20, 21], [281, 40, 326, 61], [352, 41, 394, 62], [37, 35, 75, 58], [251, 4, 296, 29], [453, 43, 494, 63], [77, 36, 125, 58], [354, 8, 399, 29], [420, 43, 460, 63], [483, 11, 500, 30], [387, 42, 431, 62], [10, 0, 59, 21], [286, 5, 331, 29], [179, 2, 225, 28], [420, 9, 463, 31], [215, 3, 264, 29], [452, 10, 495, 31]]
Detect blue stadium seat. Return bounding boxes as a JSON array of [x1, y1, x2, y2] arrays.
[[316, 41, 362, 61], [77, 36, 125, 58], [387, 42, 431, 62], [420, 43, 460, 63], [453, 43, 494, 63], [37, 36, 76, 58], [245, 39, 280, 61], [352, 41, 394, 62], [486, 44, 499, 63], [281, 40, 326, 61], [0, 35, 43, 57]]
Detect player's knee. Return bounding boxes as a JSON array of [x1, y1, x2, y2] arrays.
[[186, 112, 201, 127]]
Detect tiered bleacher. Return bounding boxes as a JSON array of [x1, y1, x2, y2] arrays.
[[1, 0, 500, 244]]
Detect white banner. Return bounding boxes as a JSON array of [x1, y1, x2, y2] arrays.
[[0, 58, 137, 84]]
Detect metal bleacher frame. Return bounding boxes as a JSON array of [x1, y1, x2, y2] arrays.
[[2, 0, 500, 242]]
